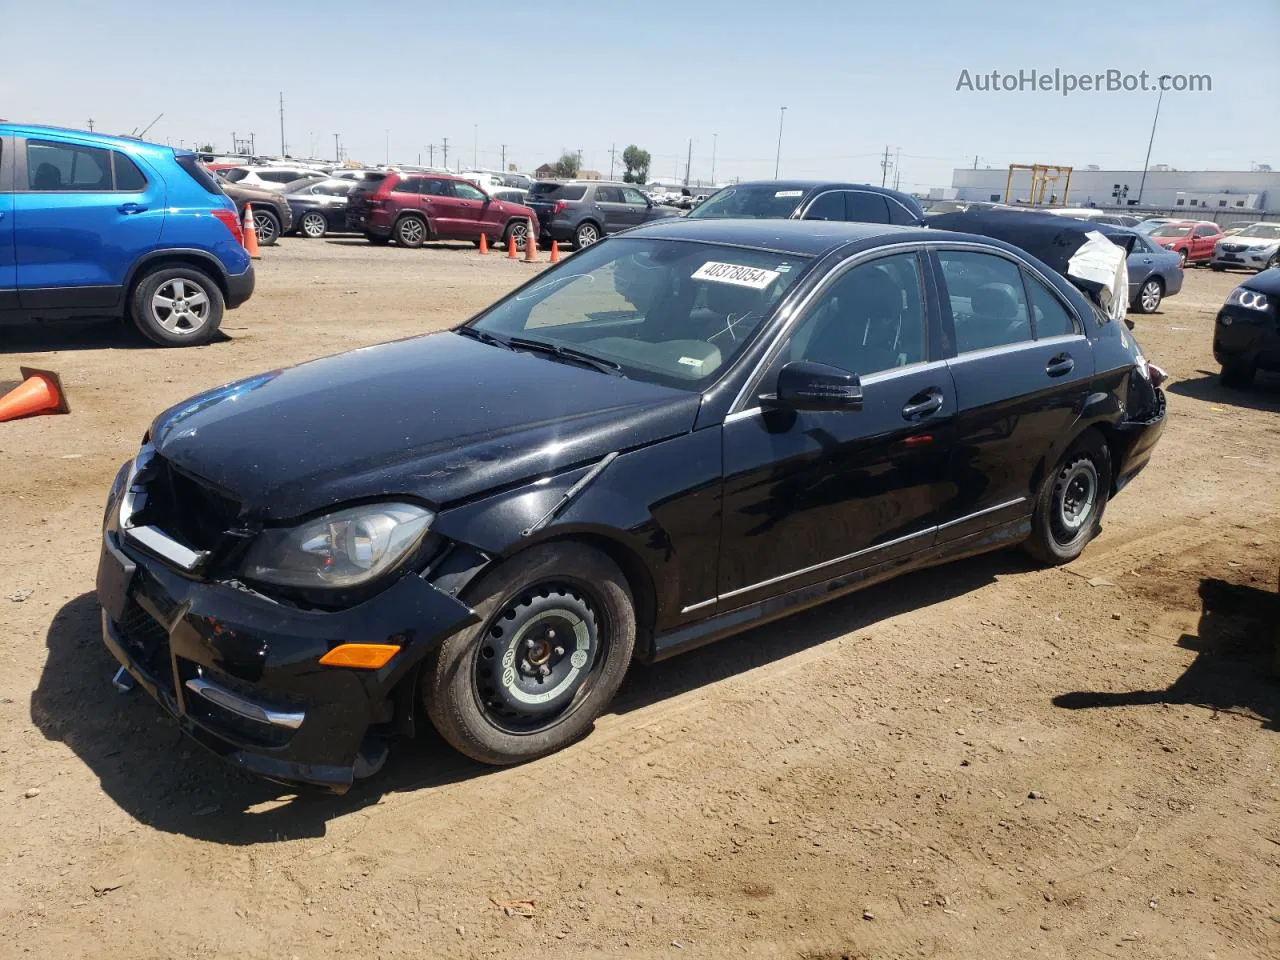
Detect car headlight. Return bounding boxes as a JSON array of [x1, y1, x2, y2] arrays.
[[1225, 286, 1270, 311], [241, 503, 434, 589]]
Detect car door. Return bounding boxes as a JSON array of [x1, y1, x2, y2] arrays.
[[448, 179, 490, 240], [15, 136, 165, 312], [718, 249, 956, 606], [1127, 233, 1158, 289], [620, 186, 654, 227], [593, 185, 629, 233], [931, 246, 1095, 541], [845, 190, 892, 224], [418, 177, 454, 234], [0, 135, 15, 312], [1193, 224, 1219, 261]]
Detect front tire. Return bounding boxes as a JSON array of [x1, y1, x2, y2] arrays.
[[252, 208, 280, 247], [1220, 362, 1256, 388], [1134, 277, 1163, 314], [394, 215, 428, 248], [424, 542, 636, 765], [130, 266, 224, 347], [1023, 430, 1111, 566], [299, 211, 328, 239]]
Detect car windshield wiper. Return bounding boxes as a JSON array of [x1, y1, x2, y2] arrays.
[[506, 336, 624, 376], [455, 326, 514, 350]]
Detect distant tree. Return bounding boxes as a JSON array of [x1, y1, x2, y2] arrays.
[[198, 143, 214, 153], [622, 145, 651, 185], [553, 151, 580, 178]]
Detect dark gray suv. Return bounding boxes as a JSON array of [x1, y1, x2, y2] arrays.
[[525, 180, 679, 247]]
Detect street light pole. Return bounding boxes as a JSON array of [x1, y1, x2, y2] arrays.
[[774, 107, 786, 178], [473, 124, 478, 168], [1136, 84, 1165, 205], [711, 133, 717, 185]]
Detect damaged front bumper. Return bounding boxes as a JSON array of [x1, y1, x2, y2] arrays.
[[96, 496, 477, 793]]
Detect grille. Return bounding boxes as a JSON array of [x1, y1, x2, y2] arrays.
[[137, 457, 242, 552], [116, 601, 175, 698]]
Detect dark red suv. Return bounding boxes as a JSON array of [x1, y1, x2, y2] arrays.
[[347, 172, 538, 249]]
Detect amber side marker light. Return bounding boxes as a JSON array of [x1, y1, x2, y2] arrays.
[[318, 644, 400, 669]]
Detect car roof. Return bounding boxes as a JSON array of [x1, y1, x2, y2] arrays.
[[0, 122, 173, 155], [621, 217, 930, 256], [713, 179, 912, 197]]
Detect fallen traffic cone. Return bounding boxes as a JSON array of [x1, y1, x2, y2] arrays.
[[0, 367, 70, 423], [507, 232, 518, 259], [523, 219, 538, 262], [549, 240, 560, 263], [478, 232, 489, 255], [242, 204, 261, 260]]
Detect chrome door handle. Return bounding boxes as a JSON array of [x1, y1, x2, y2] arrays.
[[902, 389, 944, 420], [1046, 353, 1075, 377]]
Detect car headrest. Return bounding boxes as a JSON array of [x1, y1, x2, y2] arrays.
[[971, 283, 1020, 321], [33, 163, 63, 190]]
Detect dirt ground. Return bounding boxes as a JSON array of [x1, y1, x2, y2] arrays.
[[1, 237, 1277, 960]]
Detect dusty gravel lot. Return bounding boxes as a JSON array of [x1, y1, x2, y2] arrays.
[[1, 237, 1277, 960]]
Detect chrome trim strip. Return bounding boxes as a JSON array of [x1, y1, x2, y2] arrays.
[[724, 406, 761, 424], [944, 334, 1087, 366], [936, 496, 1027, 531], [680, 597, 718, 614], [124, 525, 209, 572], [728, 241, 928, 414], [185, 678, 305, 731], [718, 526, 936, 602]]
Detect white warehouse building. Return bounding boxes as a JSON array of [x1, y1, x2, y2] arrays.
[[950, 167, 1280, 213]]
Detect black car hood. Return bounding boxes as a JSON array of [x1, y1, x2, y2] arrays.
[[150, 332, 701, 520], [1243, 267, 1280, 295]]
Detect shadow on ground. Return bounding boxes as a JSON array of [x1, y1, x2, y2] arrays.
[[1054, 576, 1279, 730], [323, 239, 476, 252], [1167, 370, 1280, 411], [33, 550, 1026, 845], [1, 322, 231, 355]]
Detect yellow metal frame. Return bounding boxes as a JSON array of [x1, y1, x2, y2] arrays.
[[1003, 163, 1074, 207]]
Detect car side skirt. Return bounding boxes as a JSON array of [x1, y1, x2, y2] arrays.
[[645, 516, 1031, 663]]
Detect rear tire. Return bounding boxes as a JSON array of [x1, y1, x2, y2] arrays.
[[130, 266, 224, 347], [1134, 277, 1163, 314], [1023, 430, 1111, 566], [503, 219, 531, 252], [299, 211, 328, 239], [574, 221, 601, 248], [394, 215, 428, 248], [1220, 362, 1256, 388], [252, 208, 280, 247], [424, 542, 636, 766]]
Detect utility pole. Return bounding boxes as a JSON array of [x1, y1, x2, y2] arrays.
[[87, 118, 95, 132], [893, 146, 901, 190], [231, 132, 237, 155], [1137, 84, 1165, 205], [973, 154, 979, 170], [711, 133, 717, 185], [609, 143, 617, 180], [442, 137, 449, 170], [684, 138, 692, 187], [473, 124, 478, 168], [880, 145, 892, 187], [385, 128, 390, 165], [501, 144, 507, 171], [428, 144, 435, 167], [774, 106, 787, 178], [279, 91, 286, 156], [249, 132, 256, 156], [333, 133, 340, 163]]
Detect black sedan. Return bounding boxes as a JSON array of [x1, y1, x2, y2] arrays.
[[1214, 267, 1280, 387], [285, 178, 356, 238], [688, 180, 925, 226], [96, 219, 1166, 792]]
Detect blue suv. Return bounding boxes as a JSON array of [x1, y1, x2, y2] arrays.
[[0, 124, 253, 346]]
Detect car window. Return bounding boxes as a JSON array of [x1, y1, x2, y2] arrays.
[[787, 253, 927, 376], [622, 187, 649, 205], [937, 250, 1033, 352], [27, 140, 113, 191], [111, 152, 148, 191], [596, 186, 624, 203], [453, 181, 486, 201], [802, 191, 845, 221], [1022, 270, 1080, 337], [1194, 224, 1218, 237], [1150, 224, 1190, 238], [422, 178, 451, 196], [392, 178, 421, 195], [222, 168, 248, 183], [314, 181, 353, 196], [886, 198, 918, 225], [469, 238, 811, 390], [686, 184, 807, 220], [846, 191, 891, 223], [258, 170, 297, 183]]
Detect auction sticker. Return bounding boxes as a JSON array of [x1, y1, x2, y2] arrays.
[[692, 261, 780, 290], [774, 190, 804, 197]]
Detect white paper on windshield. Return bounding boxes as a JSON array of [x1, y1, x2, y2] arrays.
[[677, 356, 705, 368], [774, 190, 804, 197], [692, 261, 780, 290]]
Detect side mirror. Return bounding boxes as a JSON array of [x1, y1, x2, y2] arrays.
[[761, 360, 862, 411]]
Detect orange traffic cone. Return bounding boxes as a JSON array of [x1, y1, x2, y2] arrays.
[[242, 204, 261, 260], [478, 232, 489, 255], [523, 220, 538, 262], [0, 367, 70, 423], [507, 232, 518, 259], [549, 240, 560, 264]]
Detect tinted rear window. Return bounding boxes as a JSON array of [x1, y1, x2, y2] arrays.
[[350, 173, 390, 193], [176, 154, 223, 194], [528, 183, 587, 201], [113, 152, 148, 191], [686, 184, 807, 220]]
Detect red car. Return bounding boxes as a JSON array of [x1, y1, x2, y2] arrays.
[[1147, 220, 1223, 266], [347, 172, 538, 250]]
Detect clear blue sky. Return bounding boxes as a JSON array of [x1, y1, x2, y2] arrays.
[[2, 0, 1275, 188]]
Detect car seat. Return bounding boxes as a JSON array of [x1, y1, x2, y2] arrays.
[[32, 163, 63, 190]]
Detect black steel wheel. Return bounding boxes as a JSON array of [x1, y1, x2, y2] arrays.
[[424, 542, 635, 765], [1024, 430, 1112, 566]]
